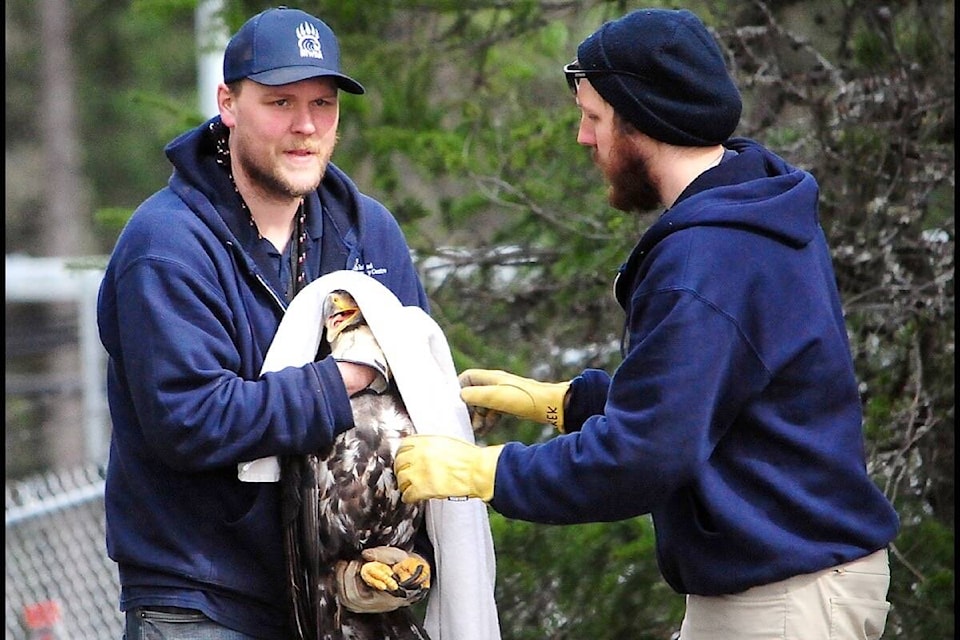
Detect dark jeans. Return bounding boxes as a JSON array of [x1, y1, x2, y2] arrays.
[[123, 607, 262, 640]]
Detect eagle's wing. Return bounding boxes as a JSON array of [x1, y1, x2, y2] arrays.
[[281, 454, 312, 639]]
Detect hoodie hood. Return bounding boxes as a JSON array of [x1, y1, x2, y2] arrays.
[[615, 138, 820, 309], [655, 138, 819, 249]]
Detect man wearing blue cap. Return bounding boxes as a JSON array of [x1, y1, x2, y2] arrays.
[[99, 7, 436, 639], [396, 8, 900, 639]]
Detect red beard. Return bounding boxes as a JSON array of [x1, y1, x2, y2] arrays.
[[598, 133, 662, 213]]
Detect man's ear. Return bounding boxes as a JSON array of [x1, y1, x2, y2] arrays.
[[218, 83, 237, 127]]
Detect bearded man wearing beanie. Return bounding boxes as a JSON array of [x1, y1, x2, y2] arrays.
[[395, 8, 900, 639]]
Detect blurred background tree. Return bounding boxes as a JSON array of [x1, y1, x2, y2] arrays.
[[5, 0, 953, 637]]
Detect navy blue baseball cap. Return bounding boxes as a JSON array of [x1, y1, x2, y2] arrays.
[[223, 6, 365, 94]]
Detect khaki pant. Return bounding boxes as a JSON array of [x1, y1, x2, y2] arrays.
[[679, 549, 891, 640]]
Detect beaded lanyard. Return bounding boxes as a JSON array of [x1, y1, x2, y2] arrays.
[[211, 121, 307, 297]]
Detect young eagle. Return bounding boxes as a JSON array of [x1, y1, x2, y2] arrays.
[[282, 290, 431, 640]]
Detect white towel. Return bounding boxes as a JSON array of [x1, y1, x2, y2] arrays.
[[239, 270, 501, 640]]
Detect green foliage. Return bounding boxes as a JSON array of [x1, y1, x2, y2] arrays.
[[75, 0, 201, 248], [852, 28, 892, 70], [491, 515, 684, 639], [888, 518, 955, 637], [130, 0, 198, 20], [94, 207, 139, 233], [4, 396, 46, 478], [760, 126, 804, 149]]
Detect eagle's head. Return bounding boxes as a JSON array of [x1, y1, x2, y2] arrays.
[[322, 290, 364, 345]]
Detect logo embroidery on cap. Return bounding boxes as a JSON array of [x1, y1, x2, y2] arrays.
[[295, 22, 324, 60]]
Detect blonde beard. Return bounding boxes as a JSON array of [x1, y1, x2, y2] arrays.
[[233, 134, 336, 200]]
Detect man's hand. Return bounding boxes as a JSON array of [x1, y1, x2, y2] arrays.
[[336, 361, 379, 397], [336, 546, 430, 613], [459, 369, 571, 433], [331, 324, 390, 393], [394, 435, 504, 503]]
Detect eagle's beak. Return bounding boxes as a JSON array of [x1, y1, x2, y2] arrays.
[[323, 291, 362, 342], [328, 307, 359, 333]]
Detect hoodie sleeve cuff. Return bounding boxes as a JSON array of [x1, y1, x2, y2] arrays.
[[564, 368, 612, 432], [309, 357, 357, 438]]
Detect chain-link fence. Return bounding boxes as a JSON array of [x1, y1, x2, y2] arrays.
[[5, 464, 123, 639]]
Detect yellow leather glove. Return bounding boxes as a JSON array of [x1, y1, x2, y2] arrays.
[[458, 369, 571, 434], [336, 546, 430, 613], [394, 434, 505, 503]]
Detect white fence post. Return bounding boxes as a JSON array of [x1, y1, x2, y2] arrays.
[[5, 254, 109, 464]]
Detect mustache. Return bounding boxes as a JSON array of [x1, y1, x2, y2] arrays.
[[289, 133, 339, 155]]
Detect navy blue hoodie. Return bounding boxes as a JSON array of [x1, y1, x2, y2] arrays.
[[489, 138, 899, 595], [97, 116, 429, 638]]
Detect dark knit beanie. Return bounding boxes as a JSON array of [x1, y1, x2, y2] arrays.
[[576, 8, 741, 146]]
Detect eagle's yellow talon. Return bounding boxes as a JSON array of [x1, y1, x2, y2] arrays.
[[393, 556, 431, 589], [359, 560, 399, 592]]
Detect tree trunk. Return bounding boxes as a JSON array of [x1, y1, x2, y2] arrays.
[[41, 0, 92, 468]]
